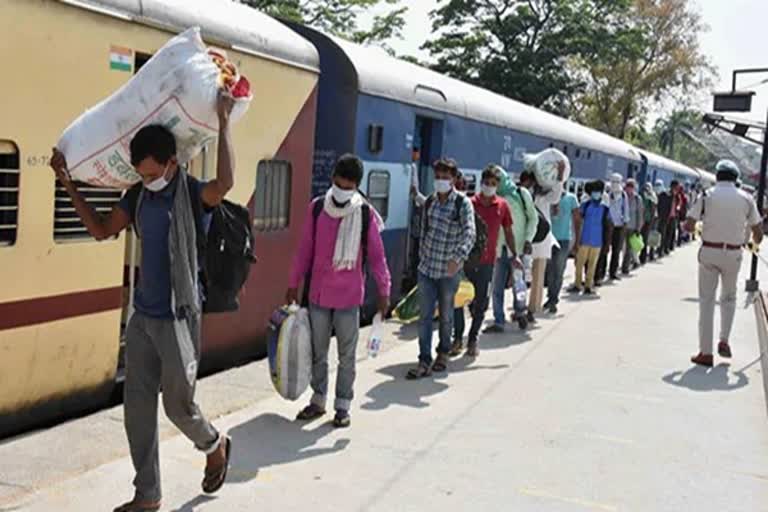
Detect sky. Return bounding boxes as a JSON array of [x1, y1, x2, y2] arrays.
[[361, 0, 768, 123]]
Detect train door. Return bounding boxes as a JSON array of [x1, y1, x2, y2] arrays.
[[637, 154, 649, 186], [405, 115, 444, 289]]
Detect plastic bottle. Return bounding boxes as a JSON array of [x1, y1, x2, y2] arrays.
[[368, 313, 383, 358], [522, 254, 533, 283], [513, 268, 527, 304]]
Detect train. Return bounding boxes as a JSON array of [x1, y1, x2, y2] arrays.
[[0, 0, 711, 437]]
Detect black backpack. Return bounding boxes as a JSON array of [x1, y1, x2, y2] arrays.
[[300, 198, 371, 307], [191, 196, 256, 313], [424, 194, 488, 269], [517, 188, 550, 243], [126, 174, 256, 314]]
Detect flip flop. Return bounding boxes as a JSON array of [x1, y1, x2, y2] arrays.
[[202, 436, 232, 495]]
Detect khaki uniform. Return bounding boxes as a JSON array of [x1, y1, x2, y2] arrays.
[[688, 183, 761, 354]]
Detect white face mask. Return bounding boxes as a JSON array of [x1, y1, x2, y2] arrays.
[[610, 182, 622, 193], [481, 185, 497, 197], [331, 184, 356, 204], [145, 164, 172, 192], [434, 179, 453, 194]]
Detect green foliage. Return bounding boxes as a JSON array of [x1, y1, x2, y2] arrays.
[[237, 0, 407, 46], [422, 0, 634, 111]]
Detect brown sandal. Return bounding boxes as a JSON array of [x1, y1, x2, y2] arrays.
[[113, 499, 161, 512], [202, 436, 232, 494]]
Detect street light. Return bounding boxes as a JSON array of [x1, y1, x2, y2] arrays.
[[713, 67, 768, 292]]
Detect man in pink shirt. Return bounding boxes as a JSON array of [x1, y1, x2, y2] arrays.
[[286, 155, 391, 428]]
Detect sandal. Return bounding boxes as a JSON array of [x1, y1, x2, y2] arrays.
[[202, 436, 232, 494], [113, 499, 161, 512], [406, 362, 432, 380], [431, 354, 449, 373], [296, 403, 326, 421], [449, 340, 464, 357], [333, 410, 351, 428], [465, 343, 479, 358]]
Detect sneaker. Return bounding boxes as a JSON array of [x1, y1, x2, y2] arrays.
[[483, 324, 505, 334], [449, 340, 464, 357], [465, 342, 479, 358], [690, 353, 714, 367], [718, 341, 732, 358], [548, 303, 558, 314]]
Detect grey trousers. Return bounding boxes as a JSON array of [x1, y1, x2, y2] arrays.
[[124, 312, 220, 502], [698, 247, 742, 354], [308, 304, 360, 412]]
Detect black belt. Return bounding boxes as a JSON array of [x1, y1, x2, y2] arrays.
[[702, 241, 741, 251]]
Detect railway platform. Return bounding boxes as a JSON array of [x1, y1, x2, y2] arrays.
[[1, 243, 767, 512]]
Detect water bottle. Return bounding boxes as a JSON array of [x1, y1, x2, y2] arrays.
[[368, 313, 383, 358], [513, 268, 527, 307], [522, 254, 533, 284]]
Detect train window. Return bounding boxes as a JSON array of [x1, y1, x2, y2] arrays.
[[587, 151, 592, 160], [0, 140, 19, 246], [367, 171, 390, 221], [254, 159, 292, 231], [134, 52, 152, 73], [368, 124, 384, 154], [54, 182, 122, 242], [463, 174, 477, 196], [575, 149, 582, 159], [562, 145, 568, 155]]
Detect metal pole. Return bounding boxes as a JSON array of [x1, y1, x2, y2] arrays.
[[746, 108, 768, 292]]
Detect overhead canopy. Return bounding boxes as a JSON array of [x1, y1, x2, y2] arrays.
[[57, 0, 320, 71]]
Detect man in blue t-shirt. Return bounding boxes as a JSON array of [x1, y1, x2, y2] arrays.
[[544, 189, 581, 313], [50, 93, 236, 512], [569, 180, 612, 295]]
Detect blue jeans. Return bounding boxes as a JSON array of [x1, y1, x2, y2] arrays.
[[545, 240, 570, 306], [418, 272, 460, 364], [492, 248, 511, 326]]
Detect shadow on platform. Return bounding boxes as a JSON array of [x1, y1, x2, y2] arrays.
[[362, 359, 509, 412], [226, 413, 348, 483], [662, 363, 749, 392], [170, 494, 217, 512]]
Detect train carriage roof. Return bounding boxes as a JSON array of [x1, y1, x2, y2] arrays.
[[58, 0, 319, 71], [642, 151, 699, 180], [328, 36, 641, 163]]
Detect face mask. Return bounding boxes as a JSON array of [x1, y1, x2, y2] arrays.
[[654, 185, 663, 193], [435, 179, 453, 194], [611, 182, 622, 193], [591, 191, 603, 201], [332, 185, 356, 204], [481, 185, 497, 197], [145, 164, 172, 192]]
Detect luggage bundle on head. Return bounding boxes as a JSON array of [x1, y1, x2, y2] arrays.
[[57, 27, 252, 189], [523, 148, 571, 190], [267, 305, 312, 401]]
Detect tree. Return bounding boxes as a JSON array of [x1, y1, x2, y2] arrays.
[[421, 0, 634, 112], [577, 0, 713, 139], [237, 0, 407, 48]]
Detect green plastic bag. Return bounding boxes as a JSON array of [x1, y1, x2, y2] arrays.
[[393, 286, 421, 324], [628, 233, 644, 255]]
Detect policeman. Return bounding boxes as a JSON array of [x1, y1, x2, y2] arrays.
[[686, 160, 764, 367]]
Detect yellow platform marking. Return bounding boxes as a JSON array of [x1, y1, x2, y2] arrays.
[[519, 487, 619, 511]]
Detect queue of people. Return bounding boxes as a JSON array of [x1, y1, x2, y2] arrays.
[[50, 107, 762, 512]]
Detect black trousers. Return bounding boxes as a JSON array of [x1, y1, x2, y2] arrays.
[[596, 227, 625, 281]]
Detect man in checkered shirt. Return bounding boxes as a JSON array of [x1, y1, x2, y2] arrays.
[[407, 159, 476, 380]]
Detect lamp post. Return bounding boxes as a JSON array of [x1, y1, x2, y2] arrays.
[[713, 68, 768, 292]]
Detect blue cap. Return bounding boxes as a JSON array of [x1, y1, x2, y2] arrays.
[[715, 159, 740, 179]]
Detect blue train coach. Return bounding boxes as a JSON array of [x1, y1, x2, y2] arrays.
[[287, 24, 697, 312]]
